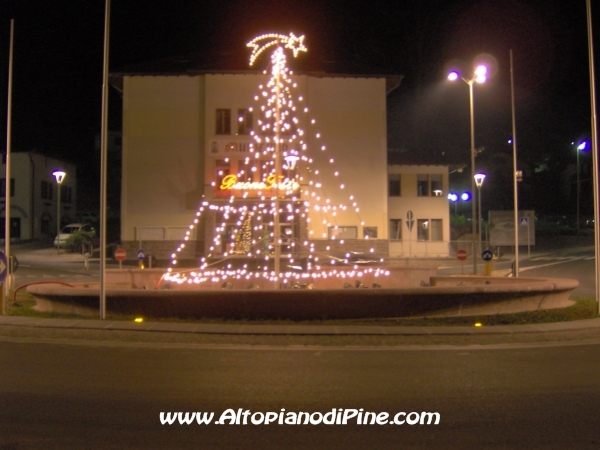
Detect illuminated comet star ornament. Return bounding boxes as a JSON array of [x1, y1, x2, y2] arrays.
[[247, 32, 307, 66]]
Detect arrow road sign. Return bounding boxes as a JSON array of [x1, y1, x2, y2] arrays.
[[481, 249, 493, 262], [137, 249, 145, 261]]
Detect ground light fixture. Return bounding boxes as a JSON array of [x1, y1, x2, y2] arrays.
[[52, 170, 66, 254], [447, 63, 488, 273]]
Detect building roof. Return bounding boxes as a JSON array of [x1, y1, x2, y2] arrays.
[[109, 51, 403, 94]]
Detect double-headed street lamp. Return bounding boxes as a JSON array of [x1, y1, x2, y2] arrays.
[[474, 172, 486, 254], [53, 170, 66, 254], [448, 64, 487, 273]]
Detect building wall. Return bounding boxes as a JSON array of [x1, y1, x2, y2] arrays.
[[122, 75, 205, 245], [1, 152, 76, 241], [387, 165, 451, 257], [121, 73, 389, 259]]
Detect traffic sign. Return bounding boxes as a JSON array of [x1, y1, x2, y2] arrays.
[[137, 249, 145, 261], [407, 210, 413, 221], [457, 249, 468, 261], [520, 217, 529, 226], [114, 248, 126, 262], [406, 220, 414, 232], [0, 251, 6, 284], [481, 249, 493, 262]]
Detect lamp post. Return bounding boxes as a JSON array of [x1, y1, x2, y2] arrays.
[[448, 65, 487, 273], [53, 170, 66, 254], [575, 141, 587, 234], [474, 173, 486, 255]]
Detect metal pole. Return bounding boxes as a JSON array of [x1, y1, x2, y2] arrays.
[[577, 144, 580, 234], [99, 0, 110, 319], [477, 185, 482, 255], [510, 49, 520, 276], [586, 0, 600, 314], [4, 19, 14, 305], [56, 181, 61, 254], [469, 81, 477, 274]]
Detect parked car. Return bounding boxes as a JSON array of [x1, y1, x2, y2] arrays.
[[54, 223, 97, 248]]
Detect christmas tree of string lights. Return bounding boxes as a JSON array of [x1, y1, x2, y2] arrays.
[[162, 33, 388, 288]]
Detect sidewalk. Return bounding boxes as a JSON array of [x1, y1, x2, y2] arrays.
[[1, 314, 599, 336]]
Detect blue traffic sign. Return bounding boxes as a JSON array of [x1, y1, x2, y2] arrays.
[[137, 249, 145, 261], [0, 251, 7, 283], [481, 249, 493, 262]]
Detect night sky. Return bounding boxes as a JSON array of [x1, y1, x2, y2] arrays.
[[0, 0, 597, 215]]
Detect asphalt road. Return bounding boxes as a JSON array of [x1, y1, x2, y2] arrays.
[[1, 335, 600, 449]]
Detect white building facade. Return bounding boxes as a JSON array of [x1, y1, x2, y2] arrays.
[[1, 152, 77, 241], [118, 72, 391, 258], [387, 164, 451, 257], [115, 70, 451, 260]]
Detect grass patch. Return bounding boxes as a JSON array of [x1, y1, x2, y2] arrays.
[[6, 290, 93, 320], [6, 291, 598, 327]]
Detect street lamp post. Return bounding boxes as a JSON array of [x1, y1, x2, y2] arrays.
[[474, 173, 486, 255], [53, 170, 66, 254], [575, 141, 587, 234], [448, 65, 487, 273]]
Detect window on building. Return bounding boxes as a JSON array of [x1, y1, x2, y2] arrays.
[[388, 174, 401, 196], [216, 109, 231, 135], [363, 227, 378, 238], [41, 180, 53, 200], [215, 159, 231, 188], [389, 219, 402, 240], [417, 174, 429, 196], [0, 178, 15, 197], [417, 219, 443, 241], [237, 109, 253, 135], [328, 226, 357, 239], [431, 174, 442, 196], [61, 185, 73, 204], [430, 219, 443, 241], [417, 219, 429, 241]]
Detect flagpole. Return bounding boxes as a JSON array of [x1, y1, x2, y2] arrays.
[[3, 19, 14, 312]]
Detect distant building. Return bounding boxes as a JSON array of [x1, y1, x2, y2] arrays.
[[387, 164, 451, 257], [1, 152, 77, 241]]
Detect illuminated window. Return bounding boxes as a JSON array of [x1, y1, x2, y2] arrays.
[[389, 219, 402, 240], [216, 109, 231, 135], [237, 109, 253, 135], [388, 174, 401, 196]]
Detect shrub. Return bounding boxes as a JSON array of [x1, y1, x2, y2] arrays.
[[64, 230, 95, 253]]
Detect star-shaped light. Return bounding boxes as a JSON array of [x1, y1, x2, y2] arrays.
[[247, 32, 307, 66]]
